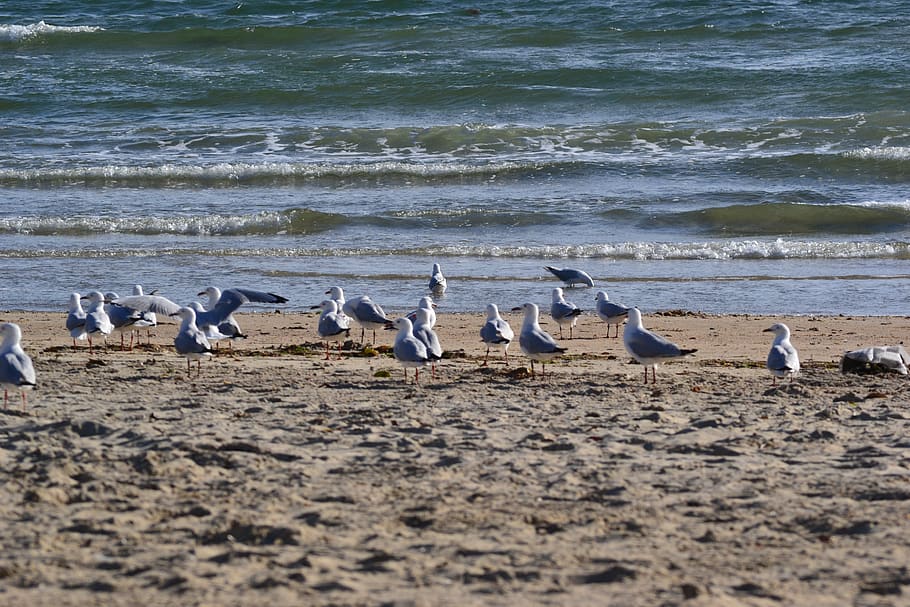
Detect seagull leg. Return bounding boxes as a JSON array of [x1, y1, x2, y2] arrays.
[[3, 390, 7, 409], [504, 349, 509, 366], [20, 391, 27, 412], [324, 342, 330, 360], [482, 347, 490, 367]]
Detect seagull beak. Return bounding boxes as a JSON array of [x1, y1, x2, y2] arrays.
[[197, 291, 206, 297], [310, 304, 321, 310]]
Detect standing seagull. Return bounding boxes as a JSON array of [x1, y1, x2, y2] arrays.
[[412, 307, 443, 378], [387, 317, 430, 384], [550, 287, 582, 339], [480, 303, 514, 366], [105, 292, 142, 351], [764, 322, 799, 385], [82, 291, 113, 354], [131, 285, 158, 344], [314, 299, 350, 360], [623, 308, 697, 384], [595, 291, 631, 338], [406, 296, 437, 328], [343, 294, 392, 345], [66, 292, 87, 349], [173, 306, 213, 375], [428, 263, 447, 295], [512, 302, 567, 378], [544, 266, 594, 288], [0, 322, 36, 411]]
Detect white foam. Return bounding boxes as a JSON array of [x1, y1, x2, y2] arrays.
[[0, 21, 103, 42]]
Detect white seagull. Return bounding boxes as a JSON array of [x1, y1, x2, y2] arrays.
[[131, 285, 158, 344], [544, 266, 594, 288], [428, 263, 447, 295], [0, 322, 36, 411], [406, 295, 437, 328], [412, 306, 443, 377], [550, 287, 582, 339], [314, 299, 351, 360], [623, 308, 697, 384], [386, 317, 430, 384], [480, 303, 514, 366], [342, 294, 392, 345], [66, 292, 87, 348], [82, 291, 113, 354], [173, 306, 213, 375], [512, 302, 567, 378], [764, 322, 799, 385], [595, 291, 631, 338], [325, 286, 350, 322], [199, 286, 288, 349]]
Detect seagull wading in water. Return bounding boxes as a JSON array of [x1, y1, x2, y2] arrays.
[[764, 322, 799, 385], [623, 308, 697, 384], [544, 266, 594, 288], [512, 302, 567, 378], [480, 303, 514, 366], [0, 322, 36, 410], [386, 317, 431, 384], [428, 263, 447, 295]]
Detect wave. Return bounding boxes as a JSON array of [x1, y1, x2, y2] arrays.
[[1, 239, 907, 261], [0, 20, 102, 42], [649, 202, 910, 236], [0, 208, 345, 236], [0, 159, 558, 187]]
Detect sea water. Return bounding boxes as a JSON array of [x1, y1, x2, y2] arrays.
[[3, 2, 910, 315]]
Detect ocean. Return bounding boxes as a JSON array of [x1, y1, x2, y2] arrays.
[[3, 1, 910, 316]]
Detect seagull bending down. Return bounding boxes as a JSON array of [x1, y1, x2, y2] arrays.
[[623, 308, 697, 384], [544, 266, 594, 288], [512, 302, 567, 378], [764, 322, 799, 385], [0, 322, 36, 410]]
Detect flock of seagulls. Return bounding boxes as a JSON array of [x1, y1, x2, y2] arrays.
[[0, 263, 810, 409]]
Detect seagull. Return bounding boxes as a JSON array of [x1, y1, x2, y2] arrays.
[[325, 286, 350, 322], [512, 302, 567, 378], [623, 308, 697, 384], [104, 292, 143, 351], [131, 285, 158, 344], [550, 287, 582, 339], [199, 286, 287, 349], [66, 292, 87, 348], [544, 266, 594, 288], [480, 303, 514, 366], [0, 322, 36, 411], [764, 322, 799, 385], [82, 291, 113, 354], [428, 263, 447, 295], [173, 306, 213, 375], [342, 294, 392, 345], [114, 287, 288, 351], [188, 302, 231, 345], [595, 291, 631, 338], [386, 317, 430, 384], [313, 299, 350, 360], [406, 296, 437, 328], [412, 306, 443, 377]]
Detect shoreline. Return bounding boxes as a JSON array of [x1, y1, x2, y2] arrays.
[[1, 310, 909, 605]]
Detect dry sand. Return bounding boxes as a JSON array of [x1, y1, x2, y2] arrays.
[[1, 309, 909, 606]]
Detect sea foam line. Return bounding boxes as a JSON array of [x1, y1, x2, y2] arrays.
[[0, 21, 103, 42]]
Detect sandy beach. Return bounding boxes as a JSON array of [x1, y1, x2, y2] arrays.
[[1, 308, 909, 606]]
